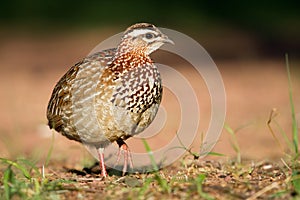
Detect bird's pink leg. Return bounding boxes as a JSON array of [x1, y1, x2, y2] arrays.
[[97, 148, 108, 177], [115, 140, 133, 175], [121, 143, 133, 175]]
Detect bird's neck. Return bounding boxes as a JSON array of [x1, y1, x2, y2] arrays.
[[110, 50, 152, 73]]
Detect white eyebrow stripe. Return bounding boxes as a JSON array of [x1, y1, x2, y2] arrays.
[[128, 29, 157, 37]]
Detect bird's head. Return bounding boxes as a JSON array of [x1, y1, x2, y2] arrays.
[[117, 23, 174, 56]]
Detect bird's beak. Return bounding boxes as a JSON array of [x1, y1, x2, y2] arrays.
[[161, 35, 175, 45]]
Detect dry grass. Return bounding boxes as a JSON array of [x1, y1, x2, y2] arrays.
[[1, 156, 297, 200]]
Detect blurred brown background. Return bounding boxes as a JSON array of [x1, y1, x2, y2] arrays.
[[0, 0, 299, 167]]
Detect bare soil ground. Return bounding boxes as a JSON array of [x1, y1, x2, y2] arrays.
[[35, 159, 292, 199], [0, 29, 299, 199]]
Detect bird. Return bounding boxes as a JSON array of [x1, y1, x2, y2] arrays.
[[46, 23, 174, 177]]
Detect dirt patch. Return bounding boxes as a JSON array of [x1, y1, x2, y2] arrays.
[[4, 158, 292, 199]]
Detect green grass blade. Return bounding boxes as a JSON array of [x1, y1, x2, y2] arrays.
[[142, 139, 159, 171], [45, 131, 55, 167], [292, 171, 300, 195], [3, 167, 14, 200], [206, 152, 226, 157], [17, 158, 40, 176], [0, 158, 31, 179], [175, 132, 200, 158], [154, 173, 170, 193], [32, 178, 41, 195], [273, 120, 293, 151], [138, 177, 152, 197], [142, 139, 171, 193], [224, 123, 241, 163], [285, 53, 299, 157], [196, 174, 214, 200]]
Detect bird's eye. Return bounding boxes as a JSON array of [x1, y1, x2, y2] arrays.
[[145, 33, 155, 39]]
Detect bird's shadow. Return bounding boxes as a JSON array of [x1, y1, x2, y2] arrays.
[[65, 161, 164, 177], [65, 162, 127, 177]]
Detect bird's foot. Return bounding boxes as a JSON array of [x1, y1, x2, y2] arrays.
[[115, 142, 134, 176]]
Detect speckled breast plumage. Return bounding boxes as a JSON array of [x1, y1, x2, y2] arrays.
[[47, 48, 162, 147]]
